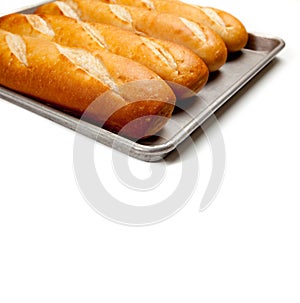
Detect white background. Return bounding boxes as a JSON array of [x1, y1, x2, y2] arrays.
[[1, 0, 300, 302]]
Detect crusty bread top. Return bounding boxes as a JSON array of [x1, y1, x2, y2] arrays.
[[94, 0, 248, 51], [0, 12, 209, 93], [51, 0, 227, 71], [0, 28, 176, 138]]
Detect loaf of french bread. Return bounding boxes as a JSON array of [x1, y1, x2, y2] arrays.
[[95, 0, 248, 52], [0, 12, 208, 95], [36, 0, 227, 71], [0, 29, 176, 138]]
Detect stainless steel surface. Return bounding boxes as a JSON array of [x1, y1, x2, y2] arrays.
[[0, 4, 285, 161]]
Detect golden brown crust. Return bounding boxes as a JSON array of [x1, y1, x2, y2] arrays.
[[103, 0, 248, 52], [89, 22, 209, 93], [54, 0, 227, 71], [203, 7, 248, 52], [0, 12, 208, 94], [0, 29, 175, 138], [35, 1, 81, 20]]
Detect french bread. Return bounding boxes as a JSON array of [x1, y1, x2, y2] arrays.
[[0, 12, 209, 95], [0, 29, 176, 138], [36, 0, 227, 72], [95, 0, 248, 52]]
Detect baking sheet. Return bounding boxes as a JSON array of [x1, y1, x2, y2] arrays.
[[0, 3, 285, 162]]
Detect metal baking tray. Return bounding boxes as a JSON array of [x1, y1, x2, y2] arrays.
[[0, 3, 285, 162]]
